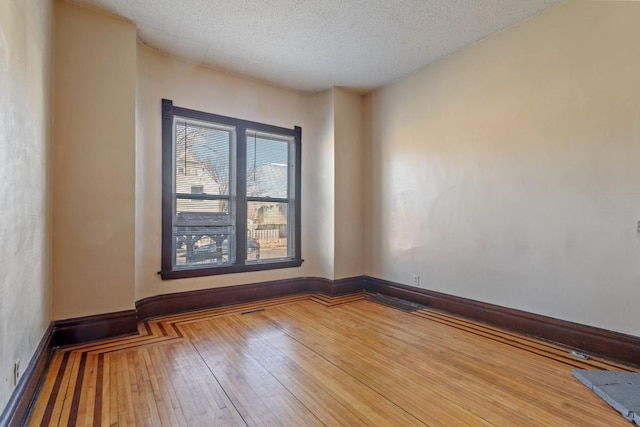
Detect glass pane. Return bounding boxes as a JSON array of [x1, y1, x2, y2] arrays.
[[247, 201, 289, 261], [246, 131, 289, 198], [175, 118, 232, 196], [173, 199, 234, 267]]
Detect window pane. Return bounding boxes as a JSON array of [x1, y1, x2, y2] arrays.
[[247, 201, 289, 261], [175, 119, 232, 196], [246, 131, 290, 198], [173, 200, 234, 267]]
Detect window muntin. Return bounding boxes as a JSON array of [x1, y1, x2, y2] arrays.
[[161, 99, 302, 279]]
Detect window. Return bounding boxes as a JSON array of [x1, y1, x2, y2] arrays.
[[160, 99, 302, 279]]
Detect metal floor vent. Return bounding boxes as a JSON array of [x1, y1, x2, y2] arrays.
[[240, 308, 266, 315], [365, 294, 426, 313]]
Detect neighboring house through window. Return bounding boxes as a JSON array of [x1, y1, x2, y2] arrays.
[[160, 99, 302, 279]]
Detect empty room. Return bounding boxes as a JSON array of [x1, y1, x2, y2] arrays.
[[1, 0, 639, 425]]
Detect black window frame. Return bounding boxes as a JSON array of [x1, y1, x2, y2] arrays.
[[160, 99, 302, 280]]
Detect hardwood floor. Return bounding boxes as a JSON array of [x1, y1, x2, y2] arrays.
[[29, 292, 636, 426]]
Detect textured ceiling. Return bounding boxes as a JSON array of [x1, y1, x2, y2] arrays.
[[69, 0, 564, 93]]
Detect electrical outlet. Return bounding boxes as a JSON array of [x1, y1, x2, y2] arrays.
[[13, 360, 19, 387], [412, 275, 420, 286]]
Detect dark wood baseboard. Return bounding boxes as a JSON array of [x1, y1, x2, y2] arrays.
[[365, 277, 640, 367], [136, 276, 366, 321], [38, 275, 640, 366], [52, 310, 138, 347], [0, 324, 55, 427], [4, 274, 639, 426]]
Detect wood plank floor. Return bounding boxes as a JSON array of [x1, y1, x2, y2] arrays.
[[29, 292, 637, 426]]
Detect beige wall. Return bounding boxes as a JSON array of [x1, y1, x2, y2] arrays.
[[52, 1, 136, 319], [304, 88, 336, 279], [49, 1, 364, 310], [29, 0, 637, 370], [334, 88, 365, 279], [7, 0, 639, 415], [0, 0, 52, 410], [365, 0, 640, 336], [135, 45, 343, 299]]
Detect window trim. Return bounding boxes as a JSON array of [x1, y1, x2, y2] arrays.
[[160, 99, 302, 280]]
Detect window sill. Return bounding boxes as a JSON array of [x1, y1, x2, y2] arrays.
[[159, 258, 304, 280]]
